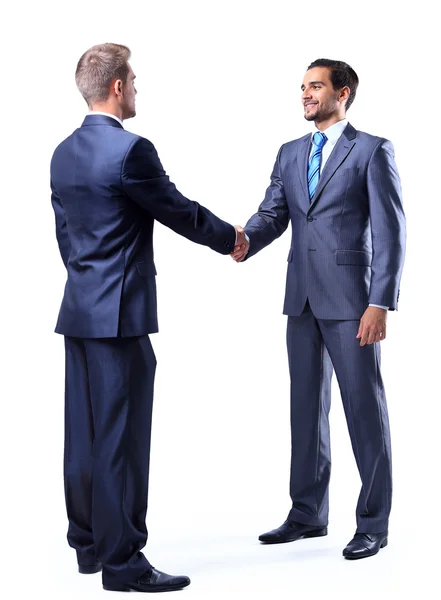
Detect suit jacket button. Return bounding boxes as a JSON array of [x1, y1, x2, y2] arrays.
[[307, 216, 313, 222]]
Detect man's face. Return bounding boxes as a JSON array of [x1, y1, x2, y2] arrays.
[[301, 67, 341, 123], [121, 64, 137, 119]]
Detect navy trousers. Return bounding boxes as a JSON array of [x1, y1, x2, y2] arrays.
[[63, 335, 156, 585], [286, 302, 392, 533]]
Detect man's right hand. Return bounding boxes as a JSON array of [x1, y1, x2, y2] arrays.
[[231, 226, 250, 262]]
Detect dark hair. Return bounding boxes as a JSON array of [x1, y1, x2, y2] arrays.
[[307, 59, 359, 111]]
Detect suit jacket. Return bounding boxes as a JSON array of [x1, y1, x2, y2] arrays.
[[244, 123, 406, 319], [51, 114, 236, 338]]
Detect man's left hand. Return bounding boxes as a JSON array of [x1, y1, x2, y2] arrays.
[[356, 306, 387, 346]]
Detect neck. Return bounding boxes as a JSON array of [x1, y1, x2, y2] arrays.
[[90, 102, 123, 121], [315, 114, 346, 132]]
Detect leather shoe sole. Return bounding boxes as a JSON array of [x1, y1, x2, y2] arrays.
[[259, 527, 328, 544], [343, 537, 388, 560], [103, 576, 190, 592]]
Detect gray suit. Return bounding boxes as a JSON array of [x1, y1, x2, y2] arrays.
[[244, 123, 405, 533]]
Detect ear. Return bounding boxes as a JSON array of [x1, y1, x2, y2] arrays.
[[113, 78, 123, 98], [339, 86, 350, 105]]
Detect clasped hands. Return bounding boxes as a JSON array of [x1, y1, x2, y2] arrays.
[[232, 226, 249, 262]]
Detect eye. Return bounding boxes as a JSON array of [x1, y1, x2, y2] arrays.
[[313, 85, 321, 90]]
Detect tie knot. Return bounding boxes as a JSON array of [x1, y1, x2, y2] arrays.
[[313, 132, 327, 149]]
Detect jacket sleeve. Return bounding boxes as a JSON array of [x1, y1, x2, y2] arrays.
[[367, 140, 406, 310], [121, 137, 236, 255], [243, 145, 290, 260], [51, 179, 71, 268]]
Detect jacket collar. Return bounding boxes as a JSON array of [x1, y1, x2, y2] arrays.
[[81, 114, 124, 129]]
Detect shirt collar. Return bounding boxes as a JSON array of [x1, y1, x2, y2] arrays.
[[88, 111, 124, 127], [314, 118, 348, 145]]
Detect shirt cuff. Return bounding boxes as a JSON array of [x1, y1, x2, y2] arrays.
[[369, 304, 389, 310]]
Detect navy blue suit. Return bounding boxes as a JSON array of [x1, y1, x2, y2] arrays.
[[244, 123, 406, 533], [51, 114, 235, 585]]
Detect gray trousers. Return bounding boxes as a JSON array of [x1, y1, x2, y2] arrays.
[[286, 302, 392, 533]]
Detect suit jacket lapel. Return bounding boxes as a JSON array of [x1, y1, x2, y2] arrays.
[[308, 123, 357, 213], [296, 135, 311, 212]]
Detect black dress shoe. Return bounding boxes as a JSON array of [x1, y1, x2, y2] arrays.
[[78, 562, 102, 574], [259, 520, 328, 544], [343, 532, 388, 560], [103, 567, 191, 593]]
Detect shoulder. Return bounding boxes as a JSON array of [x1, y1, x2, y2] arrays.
[[349, 128, 399, 174], [348, 126, 398, 165], [121, 135, 165, 178], [278, 133, 310, 158], [51, 130, 77, 153], [352, 127, 393, 151], [122, 135, 160, 168], [283, 132, 310, 149], [124, 134, 157, 155], [50, 131, 78, 168]]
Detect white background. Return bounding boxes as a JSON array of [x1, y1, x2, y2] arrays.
[[2, 0, 439, 598]]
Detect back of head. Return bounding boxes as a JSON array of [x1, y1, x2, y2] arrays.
[[307, 58, 359, 110], [75, 43, 131, 107]]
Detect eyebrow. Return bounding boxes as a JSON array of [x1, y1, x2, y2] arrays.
[[301, 80, 325, 89]]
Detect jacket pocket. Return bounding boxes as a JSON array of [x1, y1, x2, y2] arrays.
[[136, 261, 157, 277], [335, 250, 372, 266]]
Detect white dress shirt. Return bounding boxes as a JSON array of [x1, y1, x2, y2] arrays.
[[310, 119, 387, 311], [310, 118, 348, 172]]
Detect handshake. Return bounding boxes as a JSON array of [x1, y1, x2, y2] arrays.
[[232, 225, 250, 262]]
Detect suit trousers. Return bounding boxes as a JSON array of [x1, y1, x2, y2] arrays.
[[63, 335, 156, 584], [286, 301, 392, 533]]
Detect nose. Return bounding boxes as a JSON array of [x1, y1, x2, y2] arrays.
[[302, 90, 311, 101]]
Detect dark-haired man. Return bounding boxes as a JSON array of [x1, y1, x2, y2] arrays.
[[51, 43, 248, 593], [232, 59, 406, 559]]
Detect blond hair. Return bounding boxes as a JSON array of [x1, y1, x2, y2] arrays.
[[75, 43, 131, 106]]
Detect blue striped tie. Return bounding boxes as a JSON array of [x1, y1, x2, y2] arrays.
[[308, 132, 327, 200]]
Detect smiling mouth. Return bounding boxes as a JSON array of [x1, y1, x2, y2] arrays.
[[304, 103, 318, 109]]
